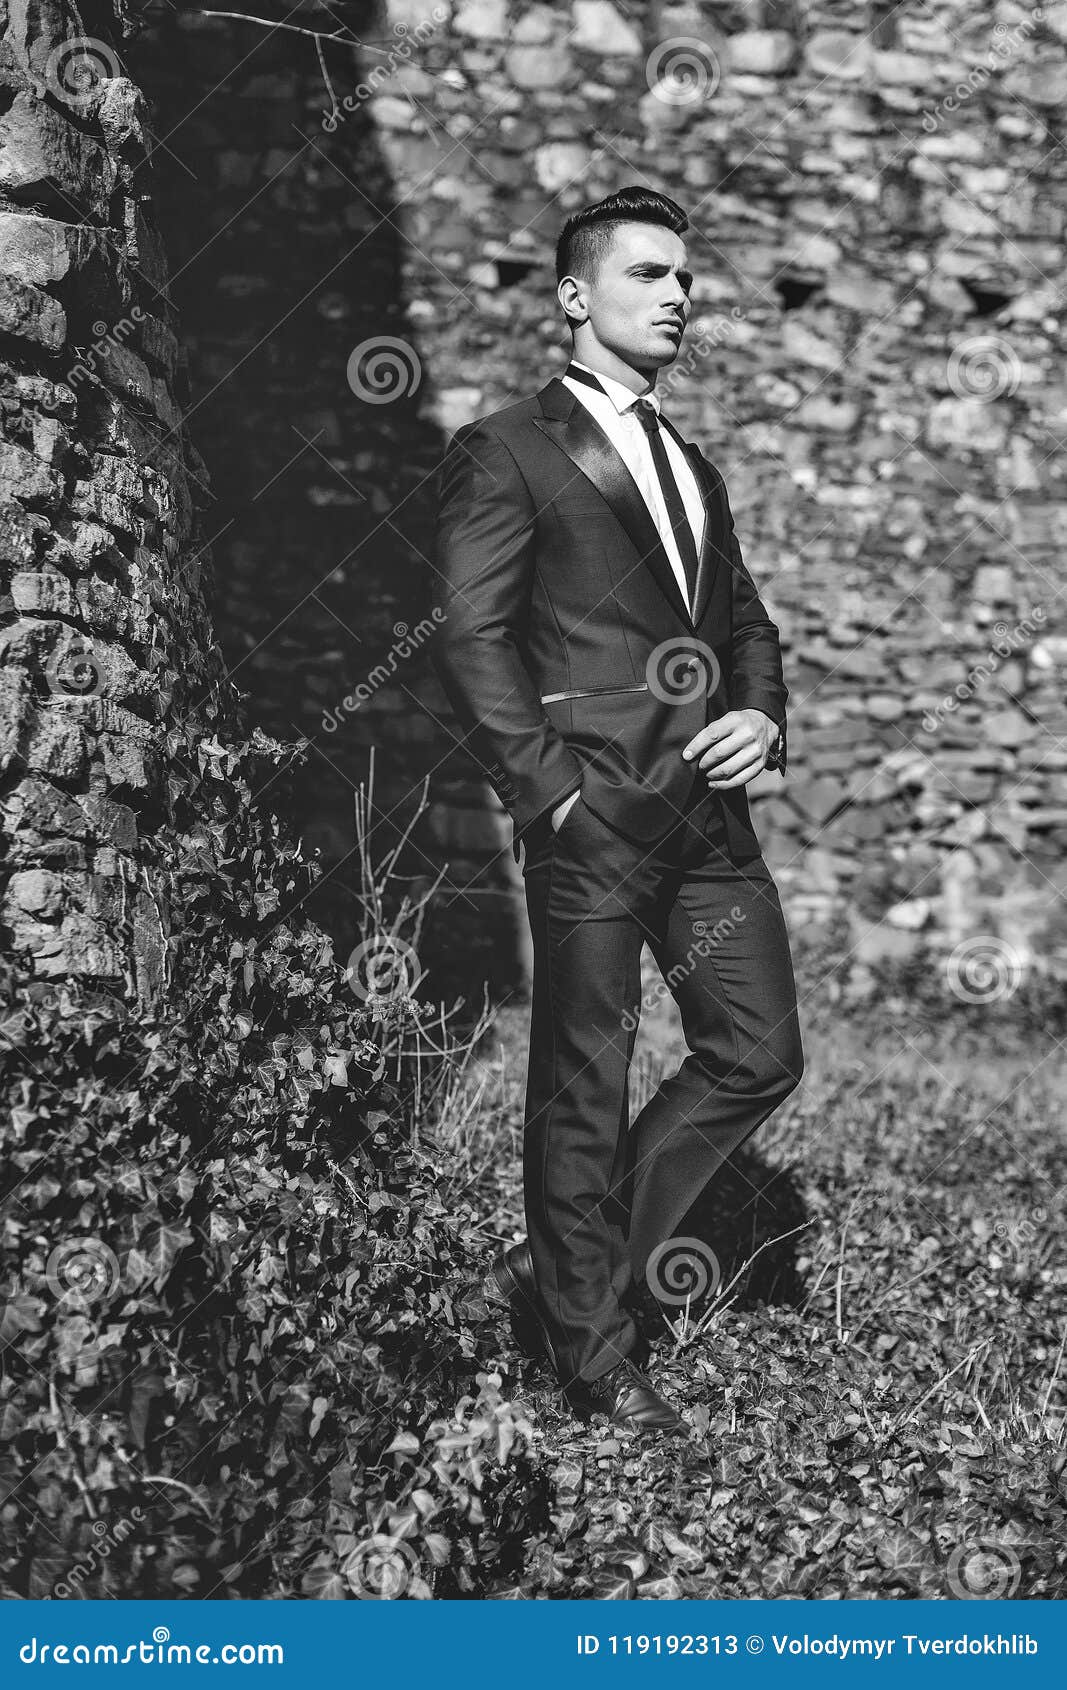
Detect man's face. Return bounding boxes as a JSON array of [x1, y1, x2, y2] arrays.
[[566, 221, 692, 372]]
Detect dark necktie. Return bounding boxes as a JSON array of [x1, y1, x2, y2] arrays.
[[564, 362, 700, 612]]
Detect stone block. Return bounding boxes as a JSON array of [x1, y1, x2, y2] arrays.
[[6, 867, 65, 917], [0, 274, 66, 350], [23, 706, 87, 780], [0, 500, 44, 567], [454, 0, 508, 39], [505, 45, 575, 89], [573, 2, 644, 56], [727, 31, 797, 76], [0, 438, 58, 504], [806, 30, 870, 80], [0, 94, 115, 210]]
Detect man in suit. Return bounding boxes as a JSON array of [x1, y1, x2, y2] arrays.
[[430, 186, 804, 1438]]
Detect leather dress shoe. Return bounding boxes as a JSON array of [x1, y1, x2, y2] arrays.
[[485, 1242, 560, 1371], [485, 1244, 651, 1372], [485, 1241, 536, 1307], [565, 1354, 688, 1436]]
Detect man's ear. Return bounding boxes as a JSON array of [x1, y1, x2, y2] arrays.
[[557, 275, 588, 326]]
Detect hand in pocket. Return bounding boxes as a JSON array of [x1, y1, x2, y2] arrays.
[[550, 789, 582, 833]]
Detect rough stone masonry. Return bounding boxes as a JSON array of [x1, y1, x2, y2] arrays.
[[0, 0, 227, 1005], [403, 0, 1067, 989], [8, 1, 1064, 1004], [129, 1, 1067, 994]]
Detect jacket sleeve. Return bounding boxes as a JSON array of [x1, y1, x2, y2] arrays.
[[710, 461, 789, 775], [430, 420, 586, 833]]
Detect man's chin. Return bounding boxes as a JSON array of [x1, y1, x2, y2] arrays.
[[611, 344, 679, 375]]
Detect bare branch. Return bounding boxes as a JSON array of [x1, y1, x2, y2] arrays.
[[197, 9, 398, 53], [199, 11, 357, 42]]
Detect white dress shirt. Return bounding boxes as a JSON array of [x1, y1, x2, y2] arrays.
[[562, 358, 706, 615]]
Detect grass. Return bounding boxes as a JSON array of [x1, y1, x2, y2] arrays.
[[424, 946, 1067, 1599]]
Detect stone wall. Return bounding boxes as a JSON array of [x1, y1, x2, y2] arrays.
[[132, 0, 1067, 996], [127, 2, 525, 1002], [0, 0, 228, 1005]]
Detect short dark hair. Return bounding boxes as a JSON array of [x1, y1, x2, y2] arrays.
[[555, 186, 689, 286]]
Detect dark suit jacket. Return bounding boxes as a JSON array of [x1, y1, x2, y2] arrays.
[[430, 374, 788, 864]]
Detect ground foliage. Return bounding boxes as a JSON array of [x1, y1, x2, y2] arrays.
[[457, 943, 1067, 1602], [0, 725, 516, 1598], [2, 742, 1065, 1597]]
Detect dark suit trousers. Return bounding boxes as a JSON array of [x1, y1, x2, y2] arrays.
[[520, 778, 804, 1386]]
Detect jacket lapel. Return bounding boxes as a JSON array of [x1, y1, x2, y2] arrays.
[[533, 377, 722, 632]]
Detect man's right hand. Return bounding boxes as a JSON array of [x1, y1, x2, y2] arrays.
[[550, 789, 582, 832]]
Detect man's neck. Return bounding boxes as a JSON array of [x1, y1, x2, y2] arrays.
[[570, 348, 656, 398]]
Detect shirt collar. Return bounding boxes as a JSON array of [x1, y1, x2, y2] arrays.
[[569, 358, 661, 418]]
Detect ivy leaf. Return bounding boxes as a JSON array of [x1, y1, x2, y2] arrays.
[[138, 1221, 194, 1285], [0, 1294, 44, 1340], [384, 1431, 420, 1458]]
